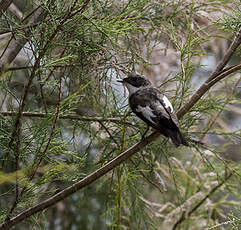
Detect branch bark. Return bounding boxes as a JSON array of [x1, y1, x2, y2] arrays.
[[1, 111, 134, 125]]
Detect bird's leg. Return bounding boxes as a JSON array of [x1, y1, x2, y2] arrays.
[[141, 125, 150, 139]]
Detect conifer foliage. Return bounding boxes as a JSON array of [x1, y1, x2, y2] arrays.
[[0, 0, 241, 229]]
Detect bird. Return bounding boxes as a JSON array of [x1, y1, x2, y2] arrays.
[[118, 73, 189, 147]]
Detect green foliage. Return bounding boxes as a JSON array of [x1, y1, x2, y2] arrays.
[[0, 0, 240, 229], [220, 5, 241, 33]]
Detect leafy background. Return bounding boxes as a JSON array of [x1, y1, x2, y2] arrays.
[[0, 0, 240, 229]]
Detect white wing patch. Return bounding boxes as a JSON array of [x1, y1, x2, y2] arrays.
[[162, 96, 174, 113], [136, 105, 156, 124]]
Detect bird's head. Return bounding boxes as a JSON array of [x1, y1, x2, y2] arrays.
[[118, 74, 152, 95]]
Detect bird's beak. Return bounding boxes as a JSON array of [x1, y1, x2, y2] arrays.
[[117, 79, 124, 83]]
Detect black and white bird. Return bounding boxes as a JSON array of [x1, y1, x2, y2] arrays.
[[118, 74, 188, 147]]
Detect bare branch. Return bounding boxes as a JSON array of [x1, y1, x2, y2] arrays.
[[8, 3, 23, 19], [1, 111, 134, 125]]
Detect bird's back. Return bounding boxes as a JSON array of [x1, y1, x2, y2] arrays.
[[129, 87, 188, 147]]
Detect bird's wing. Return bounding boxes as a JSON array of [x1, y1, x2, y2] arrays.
[[129, 88, 179, 130], [152, 88, 179, 128]]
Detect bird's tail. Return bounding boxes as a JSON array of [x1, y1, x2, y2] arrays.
[[167, 129, 189, 147]]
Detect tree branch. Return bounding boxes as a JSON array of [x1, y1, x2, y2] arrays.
[[4, 64, 77, 72], [1, 111, 134, 125]]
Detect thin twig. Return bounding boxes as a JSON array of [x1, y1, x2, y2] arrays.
[[30, 74, 62, 180], [179, 58, 186, 109], [178, 27, 241, 118], [130, 158, 164, 193], [200, 76, 241, 140], [0, 23, 40, 36], [98, 121, 119, 145], [172, 173, 233, 230], [1, 111, 134, 125], [40, 27, 76, 112]]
